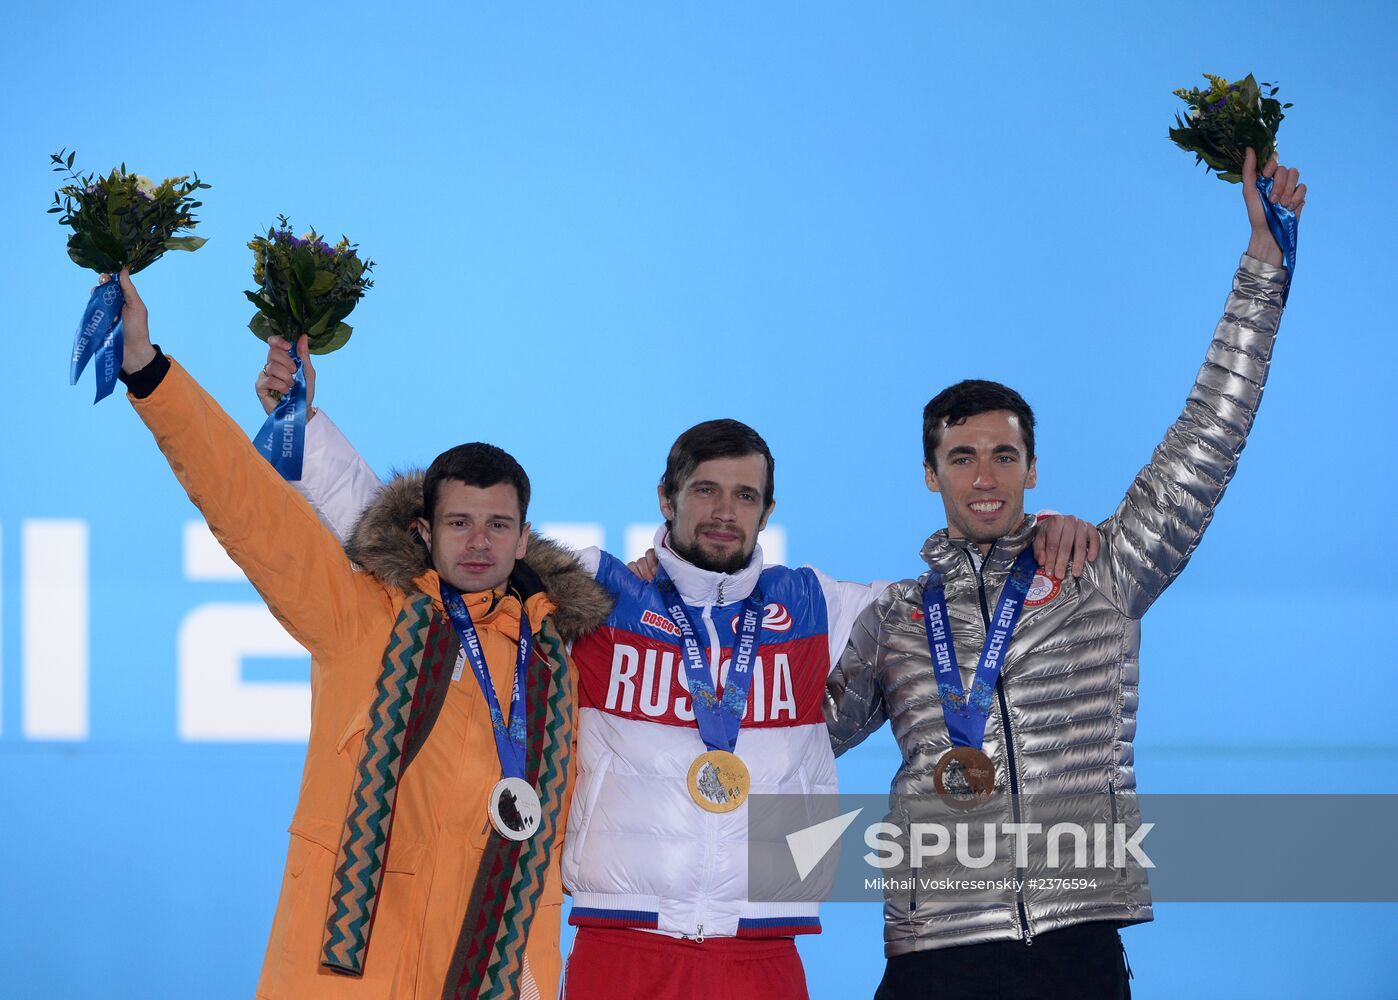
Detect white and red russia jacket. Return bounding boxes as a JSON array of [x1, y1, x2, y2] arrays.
[[563, 533, 879, 939], [292, 415, 883, 942]]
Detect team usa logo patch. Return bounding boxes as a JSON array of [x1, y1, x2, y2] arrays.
[[1023, 571, 1061, 607], [730, 603, 794, 633]]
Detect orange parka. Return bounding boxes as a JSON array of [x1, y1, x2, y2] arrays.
[[129, 359, 611, 999]]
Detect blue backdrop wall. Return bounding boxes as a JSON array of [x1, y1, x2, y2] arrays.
[[2, 3, 1395, 997]]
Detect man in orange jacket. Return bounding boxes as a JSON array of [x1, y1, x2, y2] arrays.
[[108, 271, 613, 1000]]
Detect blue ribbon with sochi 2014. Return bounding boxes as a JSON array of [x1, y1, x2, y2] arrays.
[[69, 275, 124, 403], [658, 567, 765, 754], [1256, 174, 1298, 303], [439, 581, 533, 779], [255, 341, 307, 480], [920, 548, 1037, 751]]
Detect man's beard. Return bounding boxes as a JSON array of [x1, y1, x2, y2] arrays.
[[669, 528, 753, 575]]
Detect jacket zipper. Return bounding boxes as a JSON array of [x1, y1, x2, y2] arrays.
[[692, 601, 724, 938], [964, 547, 1034, 946], [1108, 779, 1124, 881], [689, 577, 737, 939]]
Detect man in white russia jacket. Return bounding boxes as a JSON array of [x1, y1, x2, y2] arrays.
[[250, 368, 1094, 999]]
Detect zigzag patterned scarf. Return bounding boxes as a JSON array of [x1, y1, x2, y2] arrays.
[[320, 592, 574, 1000]]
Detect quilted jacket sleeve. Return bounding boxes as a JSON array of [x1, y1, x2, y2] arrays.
[[824, 594, 892, 757], [1097, 254, 1287, 619]]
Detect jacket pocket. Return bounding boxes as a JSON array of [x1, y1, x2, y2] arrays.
[[326, 710, 427, 874], [263, 821, 339, 988], [278, 815, 428, 989], [335, 708, 370, 755], [564, 748, 614, 878]]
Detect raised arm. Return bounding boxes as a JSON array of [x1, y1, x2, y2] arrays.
[[1096, 150, 1304, 619], [116, 274, 387, 659], [256, 335, 383, 543]]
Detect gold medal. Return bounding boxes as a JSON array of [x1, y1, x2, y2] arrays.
[[687, 749, 751, 813], [932, 746, 997, 811]]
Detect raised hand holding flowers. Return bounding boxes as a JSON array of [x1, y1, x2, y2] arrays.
[[1168, 74, 1288, 183], [49, 149, 210, 401], [1168, 73, 1299, 294], [245, 217, 374, 354], [246, 216, 374, 479]]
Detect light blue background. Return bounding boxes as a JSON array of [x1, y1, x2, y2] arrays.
[[3, 2, 1396, 997]]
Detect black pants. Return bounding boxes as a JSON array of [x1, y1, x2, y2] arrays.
[[873, 921, 1132, 1000]]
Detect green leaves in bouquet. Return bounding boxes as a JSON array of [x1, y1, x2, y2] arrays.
[[1168, 74, 1292, 184], [314, 323, 354, 355], [245, 215, 373, 355], [48, 149, 210, 273]]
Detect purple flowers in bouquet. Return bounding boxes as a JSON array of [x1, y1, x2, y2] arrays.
[[245, 216, 374, 355], [48, 149, 209, 274], [1168, 74, 1290, 184]]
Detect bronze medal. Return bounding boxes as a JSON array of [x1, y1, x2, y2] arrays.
[[488, 776, 542, 841], [932, 746, 997, 811], [687, 749, 751, 813]]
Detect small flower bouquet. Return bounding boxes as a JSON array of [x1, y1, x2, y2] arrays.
[[244, 216, 374, 354], [49, 149, 210, 401], [247, 217, 374, 480], [48, 149, 209, 273], [1168, 74, 1290, 183]]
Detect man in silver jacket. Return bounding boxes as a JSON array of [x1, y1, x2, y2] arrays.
[[825, 148, 1306, 998]]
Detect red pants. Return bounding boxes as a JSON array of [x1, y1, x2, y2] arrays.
[[564, 927, 810, 1000]]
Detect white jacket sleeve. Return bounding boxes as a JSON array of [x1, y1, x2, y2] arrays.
[[809, 568, 891, 672], [293, 410, 385, 544]]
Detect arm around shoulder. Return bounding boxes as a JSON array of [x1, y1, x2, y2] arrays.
[[825, 595, 892, 756]]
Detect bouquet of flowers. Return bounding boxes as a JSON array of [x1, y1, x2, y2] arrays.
[[246, 217, 374, 480], [49, 149, 209, 273], [1168, 74, 1290, 183], [244, 217, 374, 354], [49, 149, 210, 401]]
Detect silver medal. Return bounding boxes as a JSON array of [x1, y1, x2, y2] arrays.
[[488, 776, 541, 841]]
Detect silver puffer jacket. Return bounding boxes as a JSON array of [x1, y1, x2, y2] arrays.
[[826, 254, 1287, 955]]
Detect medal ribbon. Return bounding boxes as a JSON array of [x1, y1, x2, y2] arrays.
[[657, 568, 764, 754], [921, 547, 1037, 750], [69, 275, 124, 403], [1256, 174, 1299, 304], [255, 341, 307, 480], [439, 581, 532, 779]]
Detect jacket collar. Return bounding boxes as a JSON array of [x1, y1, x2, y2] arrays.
[[920, 515, 1036, 574], [653, 526, 764, 608], [412, 568, 515, 616]]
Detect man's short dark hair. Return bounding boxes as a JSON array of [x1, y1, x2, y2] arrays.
[[423, 442, 531, 523], [661, 419, 775, 508], [922, 380, 1036, 470]]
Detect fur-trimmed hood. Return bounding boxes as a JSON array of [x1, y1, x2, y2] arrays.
[[344, 470, 613, 641]]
